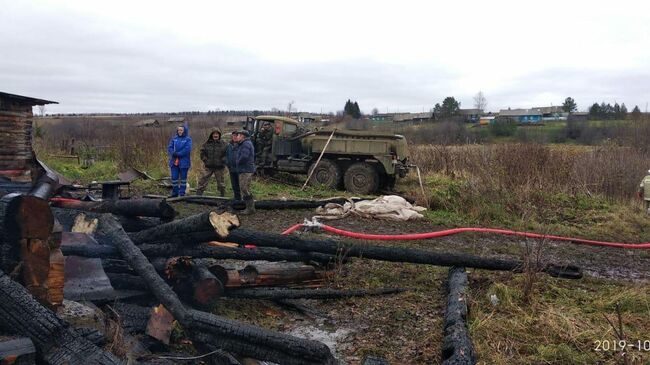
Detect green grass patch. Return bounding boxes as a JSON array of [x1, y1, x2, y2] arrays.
[[42, 159, 118, 183], [470, 273, 650, 364]]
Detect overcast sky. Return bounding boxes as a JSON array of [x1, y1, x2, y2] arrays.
[[2, 0, 649, 114]]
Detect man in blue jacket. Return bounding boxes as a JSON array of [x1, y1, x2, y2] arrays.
[[233, 130, 256, 214], [167, 122, 192, 197]]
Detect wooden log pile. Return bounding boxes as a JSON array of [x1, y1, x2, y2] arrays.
[[1, 193, 584, 364], [2, 195, 412, 364]]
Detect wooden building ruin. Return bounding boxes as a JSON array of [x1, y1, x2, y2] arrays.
[[0, 91, 57, 185]]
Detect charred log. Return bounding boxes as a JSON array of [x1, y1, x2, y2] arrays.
[[441, 267, 476, 365], [107, 261, 332, 307], [186, 311, 336, 365], [139, 244, 339, 265], [126, 218, 580, 278], [232, 263, 325, 288], [74, 327, 107, 347], [160, 258, 224, 309], [0, 270, 121, 365], [129, 211, 239, 244], [97, 214, 335, 365], [50, 198, 177, 220], [106, 272, 146, 291], [110, 303, 151, 335], [64, 240, 339, 265], [220, 229, 582, 278]]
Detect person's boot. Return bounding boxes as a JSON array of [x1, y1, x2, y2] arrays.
[[218, 187, 226, 197], [241, 195, 256, 215]]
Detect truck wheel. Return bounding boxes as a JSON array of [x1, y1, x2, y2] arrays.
[[344, 162, 379, 194], [308, 159, 341, 189]]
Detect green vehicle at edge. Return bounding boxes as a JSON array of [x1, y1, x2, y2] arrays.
[[244, 115, 410, 194]]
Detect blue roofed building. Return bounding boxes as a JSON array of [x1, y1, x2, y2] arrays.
[[498, 109, 543, 123]]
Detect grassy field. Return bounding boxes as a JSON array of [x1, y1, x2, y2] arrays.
[[39, 152, 650, 364], [34, 116, 650, 364]]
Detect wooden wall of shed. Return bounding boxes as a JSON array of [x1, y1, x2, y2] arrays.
[[0, 99, 35, 180]]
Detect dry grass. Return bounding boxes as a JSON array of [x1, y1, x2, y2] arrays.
[[37, 116, 234, 185], [410, 143, 649, 203], [469, 273, 650, 364]]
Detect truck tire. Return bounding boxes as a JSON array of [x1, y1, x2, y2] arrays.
[[344, 162, 379, 194], [308, 159, 342, 189]]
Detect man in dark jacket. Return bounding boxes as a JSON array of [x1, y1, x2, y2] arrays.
[[233, 130, 256, 214], [197, 128, 228, 196]]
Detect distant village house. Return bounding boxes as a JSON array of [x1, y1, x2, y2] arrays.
[[498, 109, 543, 123], [458, 109, 482, 123], [135, 119, 160, 127]]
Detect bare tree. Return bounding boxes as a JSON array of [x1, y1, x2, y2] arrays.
[[473, 91, 487, 113], [371, 107, 379, 116], [37, 105, 46, 117]]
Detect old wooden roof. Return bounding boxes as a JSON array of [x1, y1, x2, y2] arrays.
[[0, 91, 58, 106]]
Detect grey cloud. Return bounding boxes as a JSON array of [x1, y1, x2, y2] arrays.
[[489, 68, 650, 112], [1, 4, 648, 114]]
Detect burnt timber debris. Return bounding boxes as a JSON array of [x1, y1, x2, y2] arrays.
[[0, 91, 595, 364], [1, 200, 584, 363], [442, 267, 476, 365]]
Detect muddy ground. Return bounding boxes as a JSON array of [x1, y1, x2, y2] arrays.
[[174, 202, 650, 364]]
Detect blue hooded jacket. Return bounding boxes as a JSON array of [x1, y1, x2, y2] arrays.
[[167, 123, 192, 169]]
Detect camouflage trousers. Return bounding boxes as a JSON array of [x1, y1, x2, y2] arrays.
[[238, 172, 254, 198], [196, 167, 225, 193]]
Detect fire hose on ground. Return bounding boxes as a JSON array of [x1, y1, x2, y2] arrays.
[[281, 220, 650, 250]]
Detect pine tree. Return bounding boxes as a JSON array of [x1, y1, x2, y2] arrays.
[[620, 103, 628, 120], [562, 97, 577, 113], [631, 105, 642, 121], [352, 102, 361, 119], [343, 99, 353, 116], [588, 103, 601, 120], [613, 103, 621, 120], [432, 97, 460, 118]]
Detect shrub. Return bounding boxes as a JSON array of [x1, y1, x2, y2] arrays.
[[489, 119, 518, 137]]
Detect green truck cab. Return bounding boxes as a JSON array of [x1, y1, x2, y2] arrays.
[[244, 115, 410, 194]]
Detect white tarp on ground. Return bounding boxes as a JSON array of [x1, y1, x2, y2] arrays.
[[314, 195, 426, 221]]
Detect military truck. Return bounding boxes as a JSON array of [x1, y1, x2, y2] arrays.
[[244, 115, 410, 194]]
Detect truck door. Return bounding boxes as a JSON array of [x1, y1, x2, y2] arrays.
[[274, 122, 302, 156]]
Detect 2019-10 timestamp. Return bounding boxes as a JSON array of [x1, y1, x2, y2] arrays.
[[594, 340, 650, 352]]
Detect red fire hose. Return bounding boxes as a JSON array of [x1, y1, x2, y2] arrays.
[[281, 222, 650, 250]]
